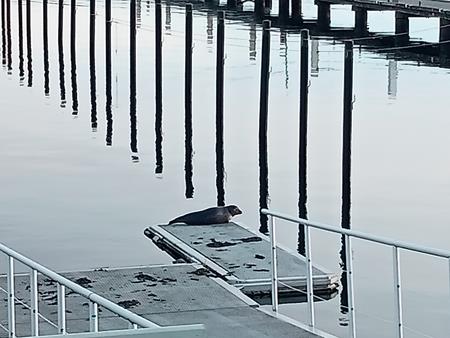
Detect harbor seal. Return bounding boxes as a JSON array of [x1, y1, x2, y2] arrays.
[[168, 205, 242, 225]]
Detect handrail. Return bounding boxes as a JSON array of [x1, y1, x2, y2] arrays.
[[261, 209, 450, 258], [0, 242, 160, 330], [261, 208, 450, 338]]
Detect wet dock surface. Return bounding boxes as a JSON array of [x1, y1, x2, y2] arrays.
[[145, 222, 338, 298], [0, 264, 323, 338]]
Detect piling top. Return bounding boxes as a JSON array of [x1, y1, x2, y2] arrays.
[[263, 20, 271, 29], [186, 3, 193, 10], [218, 10, 225, 20]]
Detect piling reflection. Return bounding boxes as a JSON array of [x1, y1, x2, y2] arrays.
[[130, 0, 139, 162], [206, 11, 213, 51], [388, 60, 398, 99], [6, 0, 11, 73], [311, 39, 319, 77], [280, 30, 289, 89], [105, 0, 113, 146], [1, 0, 5, 66], [70, 0, 78, 115], [18, 0, 24, 83], [165, 0, 171, 33], [58, 0, 66, 107], [249, 21, 256, 61], [43, 0, 49, 96], [26, 0, 32, 85], [90, 0, 97, 131]]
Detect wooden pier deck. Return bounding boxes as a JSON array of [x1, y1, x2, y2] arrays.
[[0, 264, 328, 338], [144, 222, 338, 302]]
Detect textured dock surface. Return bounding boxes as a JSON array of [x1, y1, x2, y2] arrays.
[[0, 264, 322, 338], [145, 222, 338, 297]]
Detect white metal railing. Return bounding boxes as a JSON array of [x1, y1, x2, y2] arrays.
[[0, 242, 203, 337], [261, 208, 450, 338]]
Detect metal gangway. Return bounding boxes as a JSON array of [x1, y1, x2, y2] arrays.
[[0, 243, 204, 338], [262, 208, 450, 338]]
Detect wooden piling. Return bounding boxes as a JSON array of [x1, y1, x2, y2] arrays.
[[18, 0, 24, 81], [105, 0, 112, 145], [354, 8, 368, 36], [216, 11, 225, 206], [43, 0, 49, 95], [297, 29, 309, 255], [291, 0, 302, 23], [70, 0, 78, 114], [258, 20, 271, 234], [185, 4, 194, 198], [58, 0, 66, 107], [255, 0, 264, 18], [394, 11, 409, 45], [278, 0, 289, 25], [339, 40, 353, 319], [155, 0, 163, 173], [317, 1, 330, 31], [342, 40, 353, 230], [130, 0, 138, 160], [89, 0, 97, 131], [439, 18, 450, 57]]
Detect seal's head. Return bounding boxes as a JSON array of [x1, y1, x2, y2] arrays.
[[226, 205, 242, 216]]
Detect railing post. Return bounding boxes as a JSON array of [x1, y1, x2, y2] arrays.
[[268, 215, 278, 312], [344, 235, 356, 337], [304, 223, 315, 327], [7, 256, 16, 338], [57, 283, 66, 334], [30, 269, 39, 336], [89, 302, 98, 332], [393, 247, 404, 338], [128, 322, 138, 329]]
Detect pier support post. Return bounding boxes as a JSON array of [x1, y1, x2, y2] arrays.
[[395, 11, 409, 45], [297, 29, 309, 256], [216, 11, 225, 206], [279, 0, 289, 25], [227, 0, 237, 8], [439, 18, 450, 58], [185, 4, 194, 198], [258, 20, 271, 234], [255, 0, 265, 18], [317, 1, 330, 31], [354, 8, 368, 36], [105, 0, 112, 145], [291, 0, 302, 23], [155, 0, 163, 172]]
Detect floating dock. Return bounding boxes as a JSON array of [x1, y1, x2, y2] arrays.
[[144, 222, 338, 302], [0, 264, 328, 338]]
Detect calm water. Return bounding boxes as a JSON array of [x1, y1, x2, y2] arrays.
[[0, 0, 449, 336]]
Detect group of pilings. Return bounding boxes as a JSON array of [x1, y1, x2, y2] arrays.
[[315, 0, 450, 54]]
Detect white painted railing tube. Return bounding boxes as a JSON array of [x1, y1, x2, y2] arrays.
[[57, 283, 66, 334], [269, 215, 279, 312], [260, 209, 450, 259], [393, 247, 404, 338], [304, 224, 315, 327], [30, 269, 39, 336], [0, 242, 160, 329], [89, 302, 98, 332], [345, 234, 356, 338], [7, 256, 16, 338]]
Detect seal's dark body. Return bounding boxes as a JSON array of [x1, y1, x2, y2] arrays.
[[169, 205, 241, 225]]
